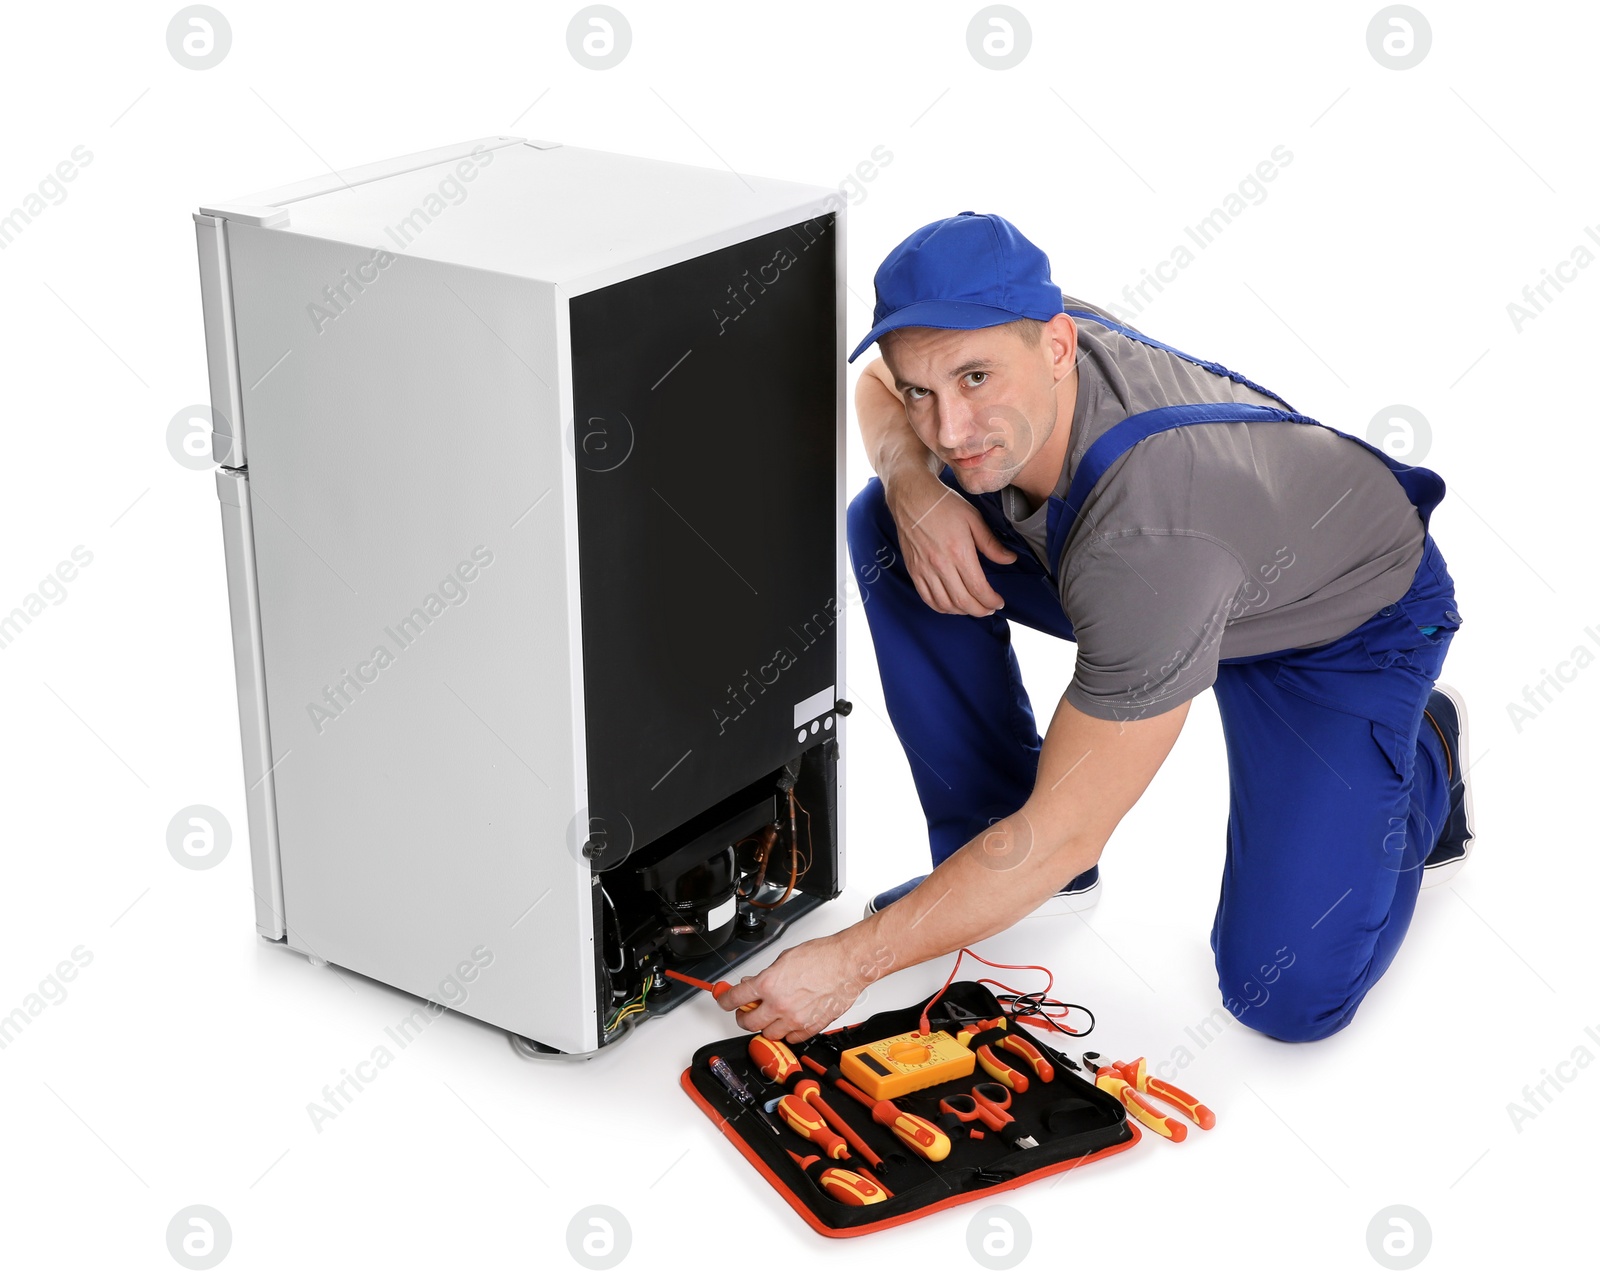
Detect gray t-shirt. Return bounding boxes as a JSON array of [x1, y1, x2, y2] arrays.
[[1001, 296, 1425, 721]]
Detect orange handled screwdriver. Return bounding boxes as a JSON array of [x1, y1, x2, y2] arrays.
[[1110, 1057, 1216, 1130], [793, 1077, 884, 1169], [819, 1166, 890, 1206], [749, 1035, 801, 1083], [776, 1094, 847, 1159], [801, 1053, 950, 1161], [830, 1076, 951, 1161], [1083, 1054, 1186, 1143], [662, 968, 759, 1012], [786, 1152, 892, 1206]]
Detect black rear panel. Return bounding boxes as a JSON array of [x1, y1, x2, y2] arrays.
[[569, 213, 838, 858]]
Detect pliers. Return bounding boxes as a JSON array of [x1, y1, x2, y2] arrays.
[[1066, 1051, 1216, 1143], [934, 1001, 1056, 1092], [1096, 1053, 1215, 1129]]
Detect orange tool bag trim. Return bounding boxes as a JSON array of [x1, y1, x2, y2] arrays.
[[681, 979, 1140, 1237]]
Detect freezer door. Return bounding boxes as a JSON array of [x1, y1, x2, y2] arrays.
[[193, 214, 248, 467]]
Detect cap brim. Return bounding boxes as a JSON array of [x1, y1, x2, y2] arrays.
[[846, 299, 1038, 362]]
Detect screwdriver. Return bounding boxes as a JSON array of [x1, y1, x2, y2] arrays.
[[707, 1055, 786, 1139], [664, 968, 759, 1012], [786, 1152, 892, 1206], [792, 1078, 884, 1168], [800, 1054, 951, 1162], [749, 1035, 801, 1083], [776, 1093, 847, 1159]]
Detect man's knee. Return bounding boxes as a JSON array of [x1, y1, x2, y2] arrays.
[[1214, 946, 1360, 1044], [1226, 996, 1351, 1044]]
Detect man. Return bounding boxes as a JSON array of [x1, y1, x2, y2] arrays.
[[718, 211, 1473, 1045]]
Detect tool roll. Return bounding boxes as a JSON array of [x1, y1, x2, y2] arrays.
[[681, 979, 1140, 1237]]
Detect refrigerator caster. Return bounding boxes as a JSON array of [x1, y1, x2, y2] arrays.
[[307, 953, 328, 968]]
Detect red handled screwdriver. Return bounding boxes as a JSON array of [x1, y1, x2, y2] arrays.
[[776, 1093, 848, 1159], [792, 1077, 884, 1168], [799, 1054, 951, 1162], [663, 968, 759, 1012], [786, 1152, 892, 1206]]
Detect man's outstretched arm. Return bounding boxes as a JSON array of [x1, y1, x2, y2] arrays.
[[718, 693, 1190, 1040]]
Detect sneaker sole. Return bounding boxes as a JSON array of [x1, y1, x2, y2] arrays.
[[1023, 877, 1102, 918], [1421, 853, 1467, 888], [863, 877, 1103, 920], [1422, 680, 1474, 889]]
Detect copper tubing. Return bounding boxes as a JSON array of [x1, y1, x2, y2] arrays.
[[752, 789, 802, 909]]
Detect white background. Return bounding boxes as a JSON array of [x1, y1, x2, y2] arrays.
[[2, 0, 1594, 1271]]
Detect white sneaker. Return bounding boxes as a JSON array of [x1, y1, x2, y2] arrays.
[[864, 865, 1101, 919]]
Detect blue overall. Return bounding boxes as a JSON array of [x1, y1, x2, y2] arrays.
[[846, 310, 1464, 1042]]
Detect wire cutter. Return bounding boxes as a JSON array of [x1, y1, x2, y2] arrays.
[[1092, 1053, 1216, 1130], [1066, 1051, 1216, 1143], [1063, 1052, 1185, 1142]]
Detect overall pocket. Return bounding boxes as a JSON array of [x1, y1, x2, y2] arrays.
[[1358, 593, 1462, 676], [1356, 534, 1462, 674]]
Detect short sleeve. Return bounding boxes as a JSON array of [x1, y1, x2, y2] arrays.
[[1061, 532, 1247, 721]]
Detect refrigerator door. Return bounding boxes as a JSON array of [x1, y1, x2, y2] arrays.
[[218, 221, 598, 1053], [214, 467, 286, 939]]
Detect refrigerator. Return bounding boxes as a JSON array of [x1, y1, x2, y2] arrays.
[[193, 136, 848, 1056]]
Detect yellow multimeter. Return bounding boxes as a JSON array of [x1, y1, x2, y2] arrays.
[[839, 1029, 977, 1101]]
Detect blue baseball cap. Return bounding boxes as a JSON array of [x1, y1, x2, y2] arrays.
[[847, 211, 1063, 363]]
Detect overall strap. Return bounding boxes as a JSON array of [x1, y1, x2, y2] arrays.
[[1040, 307, 1450, 582], [1059, 402, 1324, 522], [1063, 307, 1300, 413], [1045, 402, 1325, 576]]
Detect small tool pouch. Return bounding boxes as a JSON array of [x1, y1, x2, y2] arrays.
[[681, 979, 1139, 1236]]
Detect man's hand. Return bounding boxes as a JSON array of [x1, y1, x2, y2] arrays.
[[886, 468, 1018, 617], [714, 698, 1192, 1040], [713, 932, 881, 1042]]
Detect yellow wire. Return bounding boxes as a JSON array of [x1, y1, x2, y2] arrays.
[[606, 973, 654, 1033]]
